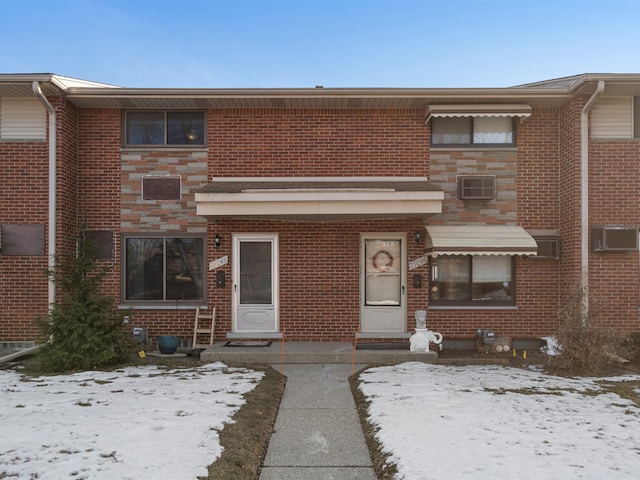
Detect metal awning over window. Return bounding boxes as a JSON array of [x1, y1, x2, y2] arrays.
[[424, 225, 538, 256], [196, 177, 444, 221], [425, 104, 533, 123]]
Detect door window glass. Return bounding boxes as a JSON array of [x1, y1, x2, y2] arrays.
[[239, 241, 272, 304], [365, 239, 401, 306]]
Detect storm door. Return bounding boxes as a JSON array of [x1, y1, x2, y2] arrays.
[[360, 234, 407, 332], [232, 235, 279, 333]]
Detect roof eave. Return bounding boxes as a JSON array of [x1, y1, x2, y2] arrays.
[[64, 86, 573, 109]]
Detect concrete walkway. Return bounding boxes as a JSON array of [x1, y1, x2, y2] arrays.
[[201, 341, 437, 365], [259, 363, 377, 480]]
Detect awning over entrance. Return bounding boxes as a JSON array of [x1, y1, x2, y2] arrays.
[[425, 104, 533, 123], [424, 225, 538, 256], [196, 177, 444, 221]]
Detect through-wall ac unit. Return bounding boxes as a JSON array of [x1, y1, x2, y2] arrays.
[[533, 236, 560, 259], [592, 225, 638, 252]]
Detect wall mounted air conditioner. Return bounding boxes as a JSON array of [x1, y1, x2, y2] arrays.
[[592, 225, 638, 252]]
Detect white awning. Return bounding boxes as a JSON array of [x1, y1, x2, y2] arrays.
[[196, 177, 444, 221], [424, 225, 538, 256], [425, 104, 532, 123]]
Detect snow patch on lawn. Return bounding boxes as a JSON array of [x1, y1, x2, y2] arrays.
[[0, 362, 263, 479], [359, 362, 640, 480]]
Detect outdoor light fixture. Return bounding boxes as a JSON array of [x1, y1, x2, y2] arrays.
[[414, 231, 422, 244], [214, 234, 221, 248]]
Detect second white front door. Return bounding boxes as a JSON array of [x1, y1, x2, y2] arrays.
[[232, 234, 279, 333], [360, 234, 407, 332]]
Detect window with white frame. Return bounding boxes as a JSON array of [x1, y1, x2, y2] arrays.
[[429, 255, 514, 305], [431, 117, 515, 146], [124, 111, 205, 146], [123, 235, 205, 304]]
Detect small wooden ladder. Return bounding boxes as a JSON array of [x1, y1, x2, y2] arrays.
[[192, 307, 216, 349]]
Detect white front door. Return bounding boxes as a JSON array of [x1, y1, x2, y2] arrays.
[[232, 234, 279, 333], [360, 234, 407, 332]]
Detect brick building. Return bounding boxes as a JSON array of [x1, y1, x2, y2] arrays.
[[1, 73, 639, 348]]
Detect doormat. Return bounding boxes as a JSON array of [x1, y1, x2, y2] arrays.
[[356, 342, 409, 350], [224, 341, 272, 347]]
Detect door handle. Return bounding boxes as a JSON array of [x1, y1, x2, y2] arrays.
[[402, 285, 405, 295]]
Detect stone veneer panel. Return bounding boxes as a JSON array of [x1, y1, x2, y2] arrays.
[[121, 150, 208, 232], [429, 148, 518, 225]]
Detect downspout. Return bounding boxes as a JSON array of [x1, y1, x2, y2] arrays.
[[32, 81, 57, 310], [580, 80, 605, 321]]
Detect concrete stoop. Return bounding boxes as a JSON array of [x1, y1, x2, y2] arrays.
[[200, 341, 438, 365]]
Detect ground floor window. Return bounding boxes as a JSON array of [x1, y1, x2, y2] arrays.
[[430, 255, 514, 306], [123, 235, 205, 304]]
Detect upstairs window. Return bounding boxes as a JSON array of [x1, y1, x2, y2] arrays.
[[431, 117, 515, 146], [125, 111, 205, 146]]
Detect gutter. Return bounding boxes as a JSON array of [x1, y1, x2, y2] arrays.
[[63, 86, 574, 103], [32, 81, 57, 310], [580, 80, 605, 320], [64, 85, 573, 95]]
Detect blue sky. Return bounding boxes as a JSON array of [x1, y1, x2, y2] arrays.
[[2, 0, 639, 88]]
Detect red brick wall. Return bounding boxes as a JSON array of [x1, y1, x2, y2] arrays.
[[208, 217, 430, 342], [423, 112, 565, 338], [558, 98, 583, 287], [429, 149, 518, 224], [202, 108, 433, 341], [56, 97, 79, 258], [517, 108, 563, 336], [588, 129, 640, 331], [6, 97, 640, 343], [77, 108, 122, 301], [0, 95, 78, 341], [209, 109, 429, 176], [518, 108, 561, 229]]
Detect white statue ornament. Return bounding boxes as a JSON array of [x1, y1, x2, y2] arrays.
[[409, 310, 443, 353]]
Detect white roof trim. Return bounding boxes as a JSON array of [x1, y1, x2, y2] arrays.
[[424, 225, 538, 256], [425, 104, 533, 123]]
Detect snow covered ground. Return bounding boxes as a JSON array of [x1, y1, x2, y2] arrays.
[[359, 362, 640, 480], [0, 362, 263, 479], [3, 360, 640, 480]]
